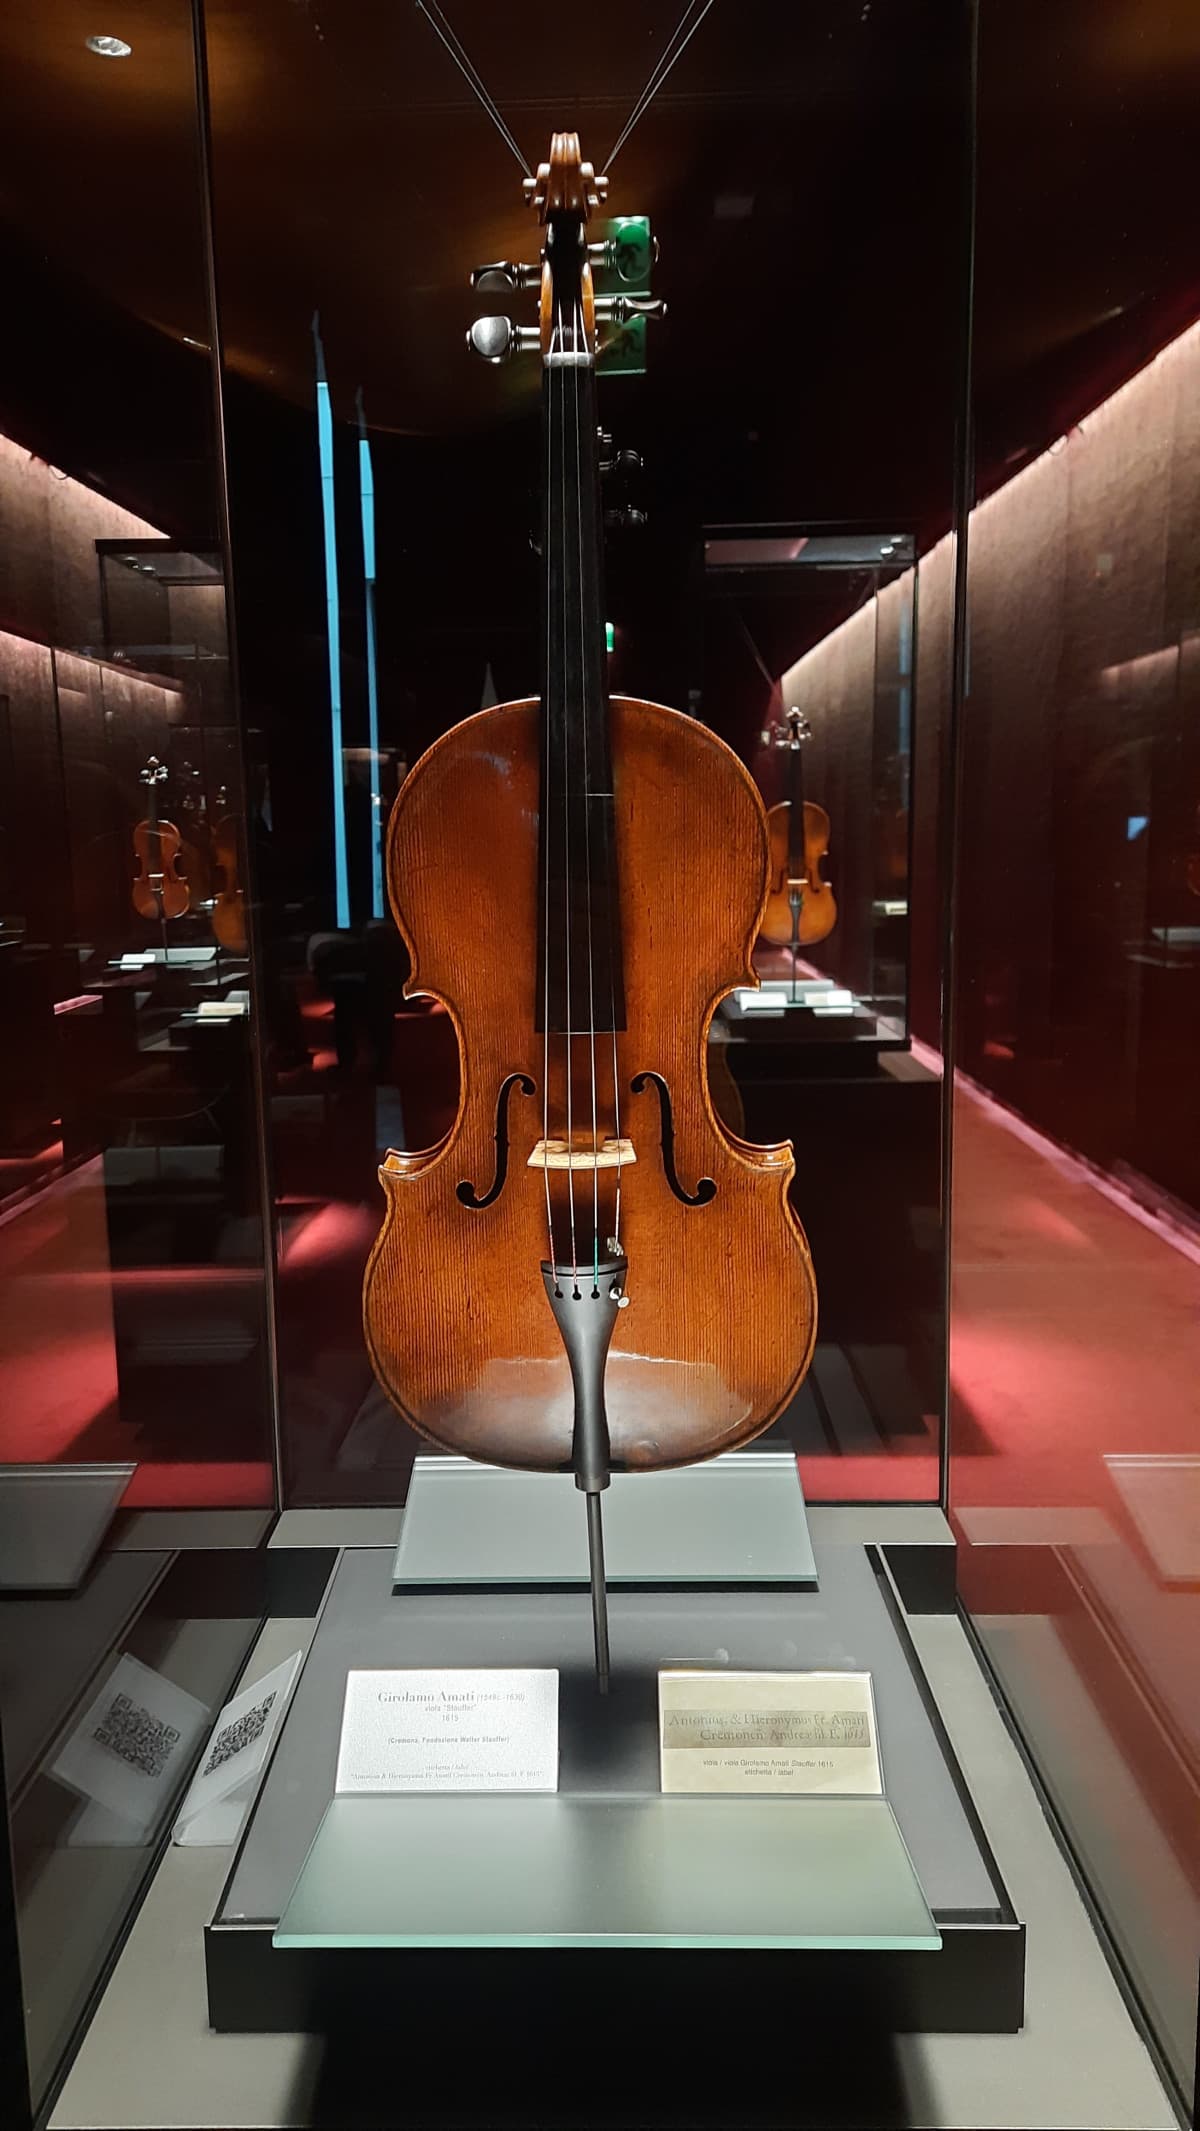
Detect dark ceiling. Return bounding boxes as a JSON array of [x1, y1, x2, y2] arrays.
[[1, 0, 1198, 465], [0, 0, 1196, 920]]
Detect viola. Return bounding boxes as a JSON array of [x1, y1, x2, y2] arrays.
[[131, 758, 189, 922], [363, 135, 817, 1682], [211, 813, 247, 954], [760, 710, 837, 949]]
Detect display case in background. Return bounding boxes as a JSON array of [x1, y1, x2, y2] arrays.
[[700, 527, 941, 1494], [0, 497, 272, 1508], [706, 527, 918, 1044]]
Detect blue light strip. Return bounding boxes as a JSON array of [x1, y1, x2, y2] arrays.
[[312, 314, 350, 929], [357, 389, 384, 920]]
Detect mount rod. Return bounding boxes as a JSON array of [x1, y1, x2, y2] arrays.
[[541, 1254, 628, 1692], [585, 1492, 611, 1693]]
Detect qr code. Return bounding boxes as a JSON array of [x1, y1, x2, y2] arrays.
[[201, 1691, 277, 1777], [93, 1692, 181, 1780]]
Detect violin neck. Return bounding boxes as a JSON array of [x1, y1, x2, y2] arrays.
[[536, 297, 625, 1035], [787, 739, 806, 875]]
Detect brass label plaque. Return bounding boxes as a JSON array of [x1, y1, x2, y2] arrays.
[[659, 1670, 882, 1795]]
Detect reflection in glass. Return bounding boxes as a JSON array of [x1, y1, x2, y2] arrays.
[[952, 317, 1200, 2112]]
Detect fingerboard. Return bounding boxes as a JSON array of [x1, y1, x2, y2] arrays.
[[536, 288, 625, 1036]]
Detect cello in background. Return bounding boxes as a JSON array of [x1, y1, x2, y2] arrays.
[[760, 708, 837, 950], [363, 133, 817, 1688], [131, 757, 189, 922]]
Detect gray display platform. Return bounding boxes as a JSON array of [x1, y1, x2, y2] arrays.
[[207, 1543, 1023, 2033], [393, 1450, 817, 1587]]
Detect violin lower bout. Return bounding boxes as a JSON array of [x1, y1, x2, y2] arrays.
[[760, 799, 837, 948], [363, 694, 818, 1473]]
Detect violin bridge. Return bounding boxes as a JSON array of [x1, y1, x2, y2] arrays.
[[527, 1137, 636, 1173]]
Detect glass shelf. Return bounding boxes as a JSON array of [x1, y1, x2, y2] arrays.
[[275, 1791, 939, 1952]]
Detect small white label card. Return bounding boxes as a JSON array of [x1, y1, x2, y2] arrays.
[[336, 1669, 558, 1793], [51, 1652, 209, 1839], [659, 1669, 882, 1796], [173, 1649, 303, 1846]]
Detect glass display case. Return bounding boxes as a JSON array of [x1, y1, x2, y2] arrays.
[[202, 0, 969, 1512], [706, 526, 918, 1044]]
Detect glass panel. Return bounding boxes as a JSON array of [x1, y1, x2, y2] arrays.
[[6, 1558, 259, 2106], [275, 1793, 940, 1950], [953, 8, 1200, 2111], [207, 0, 972, 1506], [0, 38, 273, 1518], [0, 2, 275, 2116], [392, 1452, 818, 1587]]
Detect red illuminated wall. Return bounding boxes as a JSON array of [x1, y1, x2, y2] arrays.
[[777, 317, 1200, 1214]]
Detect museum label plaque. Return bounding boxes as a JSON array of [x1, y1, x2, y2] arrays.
[[659, 1669, 882, 1795], [336, 1669, 558, 1793]]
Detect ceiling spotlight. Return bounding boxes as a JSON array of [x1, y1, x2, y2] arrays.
[[86, 34, 132, 57]]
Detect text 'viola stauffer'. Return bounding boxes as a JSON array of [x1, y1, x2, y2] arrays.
[[363, 133, 818, 1686]]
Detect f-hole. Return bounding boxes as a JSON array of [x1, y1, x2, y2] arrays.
[[457, 1073, 535, 1208], [631, 1071, 717, 1207]]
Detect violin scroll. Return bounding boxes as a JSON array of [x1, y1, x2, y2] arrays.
[[469, 133, 661, 369], [523, 131, 607, 220]]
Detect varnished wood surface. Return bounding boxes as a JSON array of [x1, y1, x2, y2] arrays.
[[760, 798, 837, 948], [131, 814, 189, 921], [211, 814, 247, 953], [363, 694, 817, 1473]]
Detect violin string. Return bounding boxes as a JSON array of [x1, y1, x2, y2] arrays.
[[413, 2, 532, 176], [605, 0, 716, 173], [607, 684, 623, 1248], [602, 0, 719, 175], [573, 289, 601, 1293], [558, 318, 580, 1297], [541, 345, 557, 1284]]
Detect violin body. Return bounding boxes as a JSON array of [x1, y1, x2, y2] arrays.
[[761, 797, 837, 947], [131, 812, 189, 921], [364, 691, 817, 1471], [211, 815, 247, 953]]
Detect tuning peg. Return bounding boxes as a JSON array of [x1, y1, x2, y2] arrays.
[[604, 505, 648, 530], [594, 295, 667, 324], [466, 317, 539, 363], [471, 260, 539, 293], [599, 444, 644, 476], [588, 234, 661, 273]]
